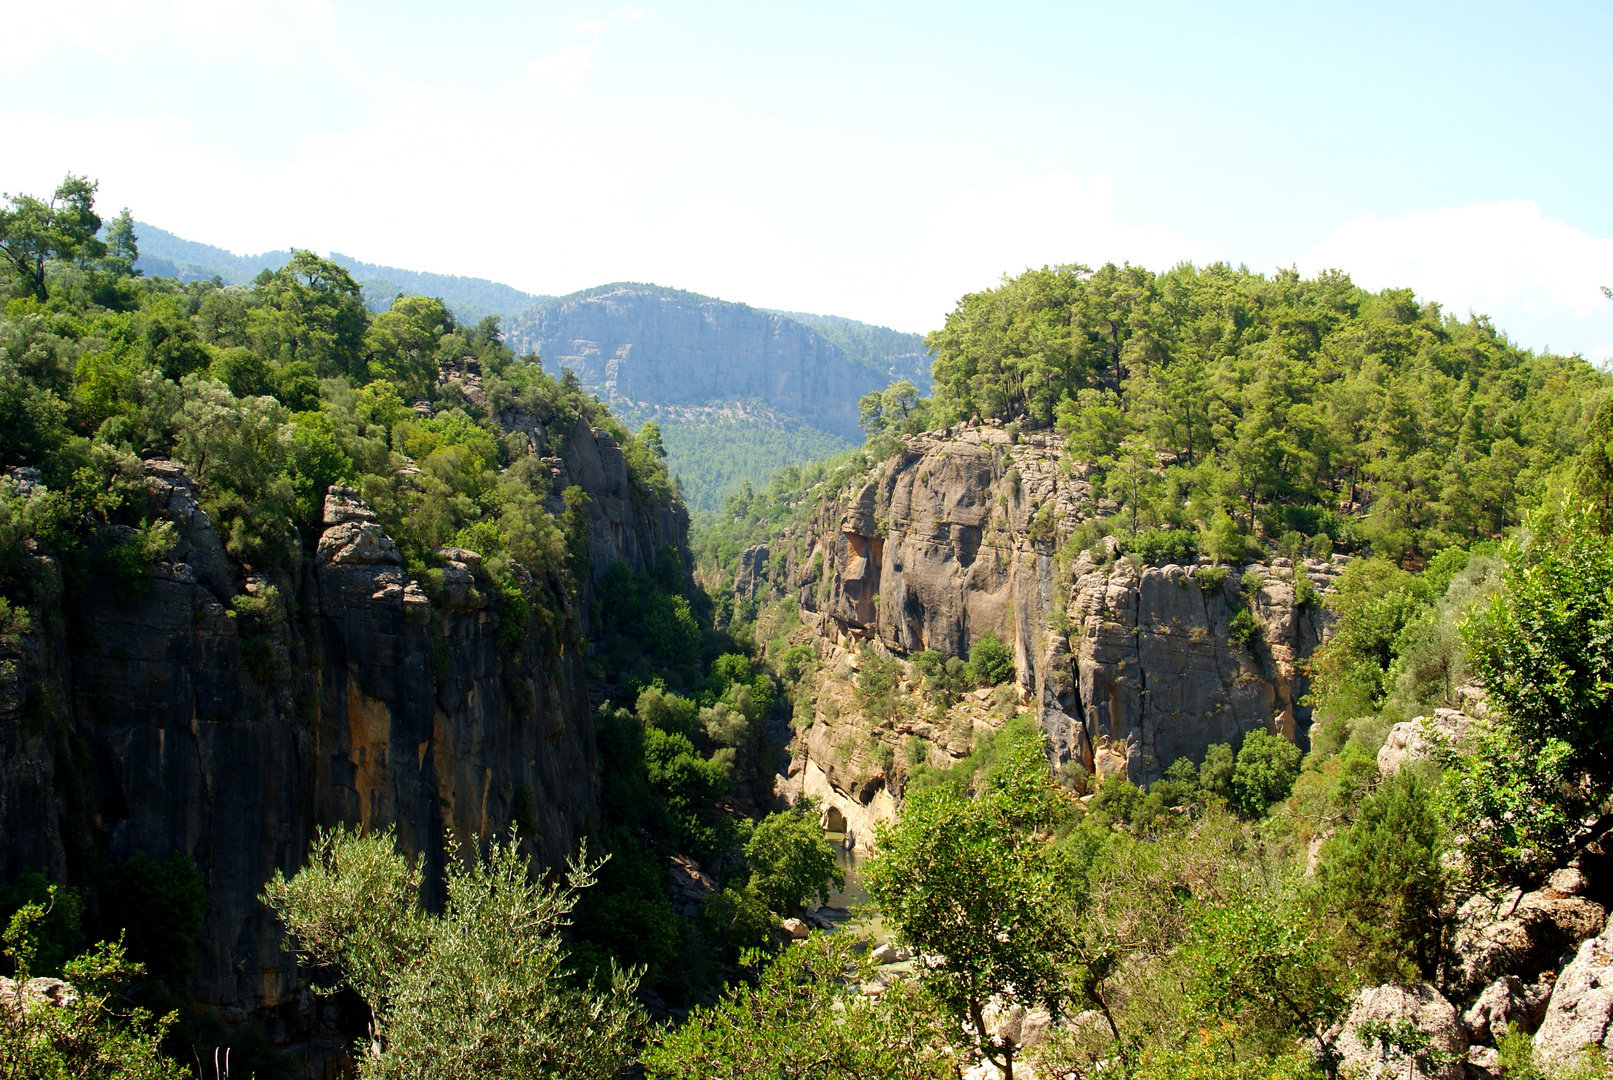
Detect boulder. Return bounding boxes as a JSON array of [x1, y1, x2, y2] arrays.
[[1533, 924, 1613, 1070], [1462, 976, 1549, 1043], [869, 942, 910, 965], [1332, 983, 1467, 1080], [0, 975, 78, 1017], [1377, 710, 1476, 776], [1448, 887, 1607, 993], [781, 918, 810, 940]]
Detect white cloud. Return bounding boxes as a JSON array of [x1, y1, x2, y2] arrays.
[[1301, 200, 1613, 359], [523, 41, 600, 95]]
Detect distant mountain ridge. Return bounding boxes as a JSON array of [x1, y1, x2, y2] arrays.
[[503, 283, 896, 441], [130, 221, 547, 323], [131, 227, 936, 513], [760, 308, 932, 392]]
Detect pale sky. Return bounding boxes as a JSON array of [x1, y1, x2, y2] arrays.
[[4, 1, 1611, 357]]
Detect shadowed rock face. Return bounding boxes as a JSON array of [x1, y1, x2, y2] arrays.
[[505, 286, 889, 441], [754, 423, 1338, 790], [0, 423, 684, 1024]]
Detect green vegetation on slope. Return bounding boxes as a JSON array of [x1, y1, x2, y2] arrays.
[[884, 262, 1602, 563], [613, 406, 853, 515], [761, 307, 934, 391]]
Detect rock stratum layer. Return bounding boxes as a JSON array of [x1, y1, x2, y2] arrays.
[[0, 421, 683, 1025], [505, 285, 893, 441], [750, 423, 1340, 843]]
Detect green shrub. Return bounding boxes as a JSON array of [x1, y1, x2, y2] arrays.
[[1313, 768, 1447, 982], [967, 633, 1014, 687], [743, 802, 844, 916], [1114, 528, 1197, 566], [1230, 730, 1301, 816], [0, 873, 84, 978], [1227, 606, 1258, 646]]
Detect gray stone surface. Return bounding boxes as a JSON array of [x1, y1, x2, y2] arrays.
[[1333, 983, 1467, 1080], [772, 424, 1334, 786], [504, 285, 890, 440], [0, 442, 684, 1033], [1449, 887, 1607, 994], [1534, 923, 1613, 1069], [1378, 709, 1476, 776]]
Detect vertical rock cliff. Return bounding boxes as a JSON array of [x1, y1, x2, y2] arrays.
[[0, 421, 684, 1025], [749, 423, 1341, 843], [504, 285, 892, 441]]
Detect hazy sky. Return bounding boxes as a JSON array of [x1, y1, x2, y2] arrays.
[[4, 1, 1611, 355]]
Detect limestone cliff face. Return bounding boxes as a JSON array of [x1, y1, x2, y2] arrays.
[[505, 286, 889, 441], [0, 423, 684, 1023], [756, 423, 1340, 840]]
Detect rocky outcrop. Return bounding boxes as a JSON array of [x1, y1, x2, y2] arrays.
[[0, 427, 684, 1031], [1332, 983, 1467, 1080], [1378, 709, 1477, 776], [761, 423, 1340, 796], [1448, 881, 1606, 995], [543, 417, 688, 585], [1533, 922, 1613, 1069], [0, 975, 78, 1015], [504, 285, 890, 441], [1462, 976, 1551, 1044]]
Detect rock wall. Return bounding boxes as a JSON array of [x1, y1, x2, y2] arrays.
[[504, 285, 890, 441], [757, 424, 1339, 810], [0, 422, 684, 1025]]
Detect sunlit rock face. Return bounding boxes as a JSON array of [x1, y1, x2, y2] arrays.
[[755, 423, 1339, 818]]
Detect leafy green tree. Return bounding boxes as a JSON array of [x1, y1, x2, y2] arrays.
[[262, 825, 645, 1080], [1454, 497, 1613, 879], [0, 874, 84, 978], [1230, 729, 1301, 816], [100, 208, 140, 280], [1182, 893, 1349, 1076], [251, 251, 369, 380], [742, 801, 844, 915], [0, 175, 106, 301], [865, 726, 1071, 1080], [1, 896, 190, 1080], [365, 295, 452, 397], [641, 934, 958, 1079], [1198, 743, 1235, 802], [99, 853, 206, 990], [967, 632, 1015, 687]]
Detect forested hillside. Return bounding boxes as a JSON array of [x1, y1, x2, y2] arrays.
[[670, 261, 1613, 1079], [760, 307, 934, 392], [504, 283, 915, 513], [131, 220, 547, 323]]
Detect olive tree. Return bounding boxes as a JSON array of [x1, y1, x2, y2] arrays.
[[262, 825, 645, 1080]]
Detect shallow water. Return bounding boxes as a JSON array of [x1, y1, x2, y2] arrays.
[[814, 841, 889, 941]]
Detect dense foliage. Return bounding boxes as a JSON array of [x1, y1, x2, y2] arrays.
[[1, 893, 188, 1080], [262, 826, 645, 1080], [881, 262, 1605, 562], [0, 176, 682, 664], [618, 407, 851, 515]]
